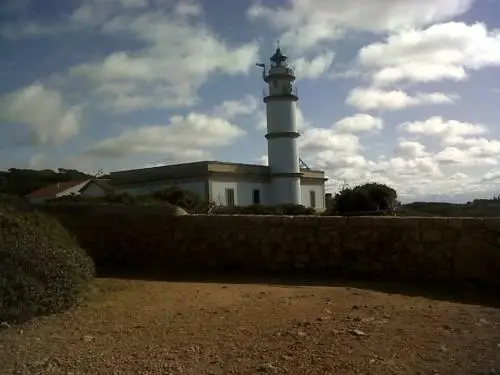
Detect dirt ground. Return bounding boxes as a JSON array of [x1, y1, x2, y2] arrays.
[[1, 277, 500, 375]]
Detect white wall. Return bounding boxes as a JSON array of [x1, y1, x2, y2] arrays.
[[116, 180, 206, 198], [210, 180, 270, 206], [301, 183, 325, 211]]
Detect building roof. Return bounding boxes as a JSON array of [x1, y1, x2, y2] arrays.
[[25, 179, 113, 199], [110, 160, 326, 186], [26, 179, 90, 199]]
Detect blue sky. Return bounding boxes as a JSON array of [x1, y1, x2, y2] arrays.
[[2, 0, 500, 202]]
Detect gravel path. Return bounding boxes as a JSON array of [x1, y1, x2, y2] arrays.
[[1, 278, 500, 375]]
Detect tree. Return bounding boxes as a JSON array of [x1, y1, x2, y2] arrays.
[[332, 182, 397, 215]]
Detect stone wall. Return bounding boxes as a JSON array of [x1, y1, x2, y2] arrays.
[[43, 205, 500, 284]]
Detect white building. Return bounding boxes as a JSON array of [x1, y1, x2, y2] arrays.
[[110, 46, 327, 211]]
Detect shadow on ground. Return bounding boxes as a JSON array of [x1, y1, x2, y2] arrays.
[[96, 267, 500, 309]]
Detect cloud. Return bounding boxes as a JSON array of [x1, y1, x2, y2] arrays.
[[332, 114, 383, 133], [394, 141, 429, 158], [293, 52, 335, 79], [67, 9, 259, 113], [400, 116, 488, 142], [247, 0, 474, 52], [212, 95, 258, 120], [346, 88, 457, 111], [299, 128, 361, 155], [358, 22, 500, 86], [398, 117, 500, 167], [0, 83, 81, 145], [85, 113, 245, 158]]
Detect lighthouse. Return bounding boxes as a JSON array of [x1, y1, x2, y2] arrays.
[[257, 44, 302, 205]]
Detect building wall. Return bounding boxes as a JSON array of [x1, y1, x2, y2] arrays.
[[45, 206, 500, 286], [301, 183, 326, 211], [210, 180, 270, 206], [116, 180, 207, 199]]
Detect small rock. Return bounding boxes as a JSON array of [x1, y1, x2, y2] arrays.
[[317, 316, 330, 321], [297, 330, 307, 338], [0, 321, 10, 330], [322, 308, 332, 315], [352, 305, 360, 310], [349, 329, 367, 336], [82, 335, 95, 342], [440, 345, 448, 352], [258, 363, 278, 373]]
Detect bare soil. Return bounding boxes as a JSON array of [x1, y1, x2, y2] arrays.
[[1, 277, 500, 375]]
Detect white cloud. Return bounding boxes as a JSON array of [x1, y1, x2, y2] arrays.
[[66, 7, 259, 113], [346, 87, 457, 111], [400, 116, 488, 142], [299, 128, 360, 154], [332, 114, 383, 133], [397, 117, 500, 167], [394, 141, 430, 158], [293, 52, 335, 79], [212, 95, 258, 120], [86, 113, 245, 158], [0, 83, 81, 145], [358, 22, 500, 86], [247, 0, 474, 52], [434, 147, 498, 166]]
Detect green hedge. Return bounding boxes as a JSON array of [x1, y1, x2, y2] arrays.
[[0, 196, 94, 323], [211, 203, 316, 215]]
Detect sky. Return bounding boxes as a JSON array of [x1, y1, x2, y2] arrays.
[[1, 0, 500, 202]]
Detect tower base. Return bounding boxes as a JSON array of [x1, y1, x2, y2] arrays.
[[271, 175, 301, 206]]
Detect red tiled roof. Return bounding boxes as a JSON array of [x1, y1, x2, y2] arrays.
[[25, 180, 90, 199]]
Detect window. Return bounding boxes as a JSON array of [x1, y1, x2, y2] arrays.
[[252, 189, 261, 204], [309, 190, 316, 208], [225, 188, 235, 207]]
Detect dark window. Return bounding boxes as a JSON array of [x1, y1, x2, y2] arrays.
[[309, 190, 316, 208], [252, 189, 261, 204], [225, 188, 235, 206]]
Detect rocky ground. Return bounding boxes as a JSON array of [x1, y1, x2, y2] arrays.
[[1, 277, 500, 375]]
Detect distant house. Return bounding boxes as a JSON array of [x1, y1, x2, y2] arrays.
[[25, 179, 113, 204]]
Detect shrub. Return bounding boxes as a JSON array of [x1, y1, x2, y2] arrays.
[[331, 182, 398, 215], [274, 203, 315, 216], [153, 187, 207, 213], [0, 201, 94, 323], [211, 203, 315, 215]]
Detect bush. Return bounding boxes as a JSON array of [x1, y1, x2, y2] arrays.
[[332, 182, 398, 215], [0, 201, 94, 323], [274, 203, 316, 216], [152, 187, 207, 213], [211, 203, 315, 215]]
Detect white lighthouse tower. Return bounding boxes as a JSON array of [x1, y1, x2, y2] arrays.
[[257, 44, 302, 205]]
